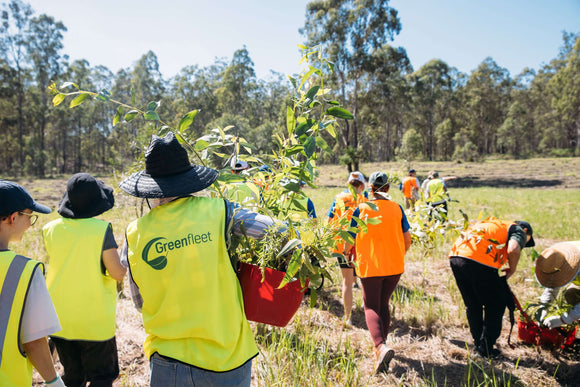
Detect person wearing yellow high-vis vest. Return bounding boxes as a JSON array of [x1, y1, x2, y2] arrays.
[[535, 241, 580, 329], [0, 180, 65, 387], [449, 217, 534, 358], [343, 172, 412, 375], [43, 173, 125, 387], [119, 132, 283, 387]]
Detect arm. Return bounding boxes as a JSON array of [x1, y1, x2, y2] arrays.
[[403, 231, 412, 253], [102, 248, 126, 282], [505, 239, 522, 280], [22, 337, 57, 382]]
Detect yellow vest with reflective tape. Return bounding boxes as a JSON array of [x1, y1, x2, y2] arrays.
[[43, 218, 117, 340], [126, 196, 257, 372], [0, 251, 41, 386]]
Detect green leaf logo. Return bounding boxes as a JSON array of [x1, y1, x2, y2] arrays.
[[142, 237, 168, 270]]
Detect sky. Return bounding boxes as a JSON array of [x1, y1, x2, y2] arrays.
[[22, 0, 580, 80]]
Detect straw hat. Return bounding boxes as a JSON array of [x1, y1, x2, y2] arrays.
[[535, 242, 580, 288]]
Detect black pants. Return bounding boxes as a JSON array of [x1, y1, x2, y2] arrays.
[[450, 257, 508, 350], [51, 336, 119, 387]]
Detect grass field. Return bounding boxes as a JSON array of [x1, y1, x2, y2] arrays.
[[13, 157, 580, 386]]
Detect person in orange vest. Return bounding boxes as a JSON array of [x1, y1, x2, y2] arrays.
[[344, 172, 412, 374], [449, 218, 534, 358], [400, 169, 420, 210], [0, 181, 65, 387], [327, 171, 368, 325]]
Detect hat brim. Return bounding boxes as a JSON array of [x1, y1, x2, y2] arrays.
[[535, 242, 580, 288], [119, 165, 219, 198], [30, 201, 52, 214], [58, 184, 115, 219]]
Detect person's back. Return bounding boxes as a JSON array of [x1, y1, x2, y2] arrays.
[[43, 173, 125, 387]]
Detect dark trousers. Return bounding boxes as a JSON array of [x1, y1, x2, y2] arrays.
[[51, 336, 119, 387], [450, 257, 508, 350], [360, 274, 401, 348]]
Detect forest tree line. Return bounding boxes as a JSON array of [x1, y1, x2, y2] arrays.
[[1, 0, 579, 177]]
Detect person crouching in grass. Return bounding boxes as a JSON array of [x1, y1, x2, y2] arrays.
[[43, 173, 126, 386], [0, 180, 65, 387], [344, 172, 412, 374]]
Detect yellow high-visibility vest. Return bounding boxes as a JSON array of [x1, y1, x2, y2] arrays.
[[43, 217, 117, 340], [0, 251, 42, 386], [126, 196, 257, 372]]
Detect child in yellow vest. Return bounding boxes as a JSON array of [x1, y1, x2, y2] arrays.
[[0, 180, 64, 387], [43, 173, 126, 387]]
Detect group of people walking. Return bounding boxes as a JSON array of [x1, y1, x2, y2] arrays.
[[0, 131, 578, 386]]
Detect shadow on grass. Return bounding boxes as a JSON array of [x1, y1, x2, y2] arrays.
[[451, 177, 562, 189], [392, 355, 525, 386]]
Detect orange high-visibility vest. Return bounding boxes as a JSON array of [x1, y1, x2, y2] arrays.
[[354, 199, 406, 278], [330, 191, 367, 255], [450, 217, 514, 269], [402, 177, 418, 198]]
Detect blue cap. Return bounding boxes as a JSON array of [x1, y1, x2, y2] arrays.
[[0, 180, 51, 215]]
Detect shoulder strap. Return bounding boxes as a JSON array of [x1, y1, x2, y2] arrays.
[[0, 255, 32, 367]]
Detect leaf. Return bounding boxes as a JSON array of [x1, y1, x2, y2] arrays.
[[303, 136, 316, 158], [124, 110, 139, 122], [59, 82, 78, 89], [96, 89, 111, 102], [278, 250, 302, 289], [366, 217, 382, 225], [147, 101, 159, 111], [144, 111, 160, 121], [178, 110, 199, 133], [315, 136, 332, 153], [304, 85, 320, 102], [286, 107, 296, 136], [130, 87, 136, 106], [112, 111, 121, 126], [297, 44, 308, 49], [69, 93, 89, 108], [52, 94, 65, 107], [277, 239, 302, 258], [325, 106, 354, 120]]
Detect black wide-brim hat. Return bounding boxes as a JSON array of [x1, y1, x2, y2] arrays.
[[58, 173, 115, 219], [119, 132, 219, 198]]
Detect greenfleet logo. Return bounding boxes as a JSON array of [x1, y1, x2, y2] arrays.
[[142, 232, 213, 270]]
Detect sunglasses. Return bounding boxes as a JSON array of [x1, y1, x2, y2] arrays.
[[18, 212, 38, 226]]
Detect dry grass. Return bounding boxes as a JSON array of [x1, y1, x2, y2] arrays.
[[17, 157, 580, 386]]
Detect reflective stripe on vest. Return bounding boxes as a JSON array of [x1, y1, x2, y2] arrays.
[[126, 197, 257, 372], [450, 218, 513, 269], [354, 200, 406, 278], [43, 218, 116, 340], [330, 191, 367, 255], [0, 252, 39, 386]]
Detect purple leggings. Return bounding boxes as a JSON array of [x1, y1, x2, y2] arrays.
[[360, 274, 401, 348]]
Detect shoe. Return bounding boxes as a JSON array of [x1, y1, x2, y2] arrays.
[[374, 344, 395, 374], [475, 344, 501, 359]]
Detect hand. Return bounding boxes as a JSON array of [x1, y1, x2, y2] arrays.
[[543, 315, 564, 329]]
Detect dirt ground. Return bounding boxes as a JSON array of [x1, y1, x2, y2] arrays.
[[22, 156, 580, 386]]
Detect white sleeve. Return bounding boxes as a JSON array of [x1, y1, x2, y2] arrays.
[[20, 269, 61, 344]]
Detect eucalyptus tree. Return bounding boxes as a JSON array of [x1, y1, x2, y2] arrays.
[[407, 59, 454, 160], [547, 32, 580, 156], [462, 57, 512, 156], [26, 13, 67, 176], [301, 0, 401, 171], [0, 0, 33, 169], [361, 44, 412, 161]]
